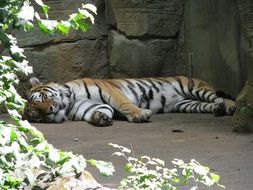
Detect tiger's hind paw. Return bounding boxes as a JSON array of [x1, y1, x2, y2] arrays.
[[213, 102, 227, 116], [224, 99, 236, 116], [127, 109, 152, 123], [213, 100, 236, 116], [91, 111, 113, 126]]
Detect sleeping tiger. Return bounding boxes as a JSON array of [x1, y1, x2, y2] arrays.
[[23, 76, 236, 126]]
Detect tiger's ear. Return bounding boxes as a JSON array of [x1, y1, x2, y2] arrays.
[[29, 77, 42, 87]]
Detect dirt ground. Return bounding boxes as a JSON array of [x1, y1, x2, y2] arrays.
[[31, 113, 253, 189]]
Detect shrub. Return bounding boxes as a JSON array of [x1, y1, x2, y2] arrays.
[[109, 143, 225, 190]]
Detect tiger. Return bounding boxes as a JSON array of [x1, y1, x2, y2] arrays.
[[23, 76, 236, 126]]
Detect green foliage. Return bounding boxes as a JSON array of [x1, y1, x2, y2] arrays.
[[240, 104, 253, 115], [87, 159, 115, 177], [109, 143, 225, 190], [0, 1, 114, 189]]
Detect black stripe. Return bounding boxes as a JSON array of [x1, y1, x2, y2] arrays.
[[81, 103, 100, 120], [137, 80, 150, 88], [187, 78, 197, 100], [95, 83, 106, 103], [72, 101, 87, 120], [66, 102, 76, 116], [44, 86, 58, 92], [63, 84, 71, 98], [136, 83, 150, 109], [195, 89, 202, 101], [175, 100, 192, 111], [175, 77, 187, 97], [182, 102, 193, 112], [203, 103, 209, 112], [146, 79, 159, 93], [156, 81, 163, 87], [83, 80, 91, 99], [195, 103, 202, 113], [41, 88, 54, 93], [148, 88, 154, 100], [199, 103, 206, 113], [96, 106, 113, 114], [73, 81, 81, 87], [201, 90, 208, 102], [190, 101, 199, 112], [157, 77, 171, 84], [125, 79, 135, 88], [157, 95, 166, 113], [128, 85, 139, 103], [207, 93, 215, 102], [136, 82, 146, 95]]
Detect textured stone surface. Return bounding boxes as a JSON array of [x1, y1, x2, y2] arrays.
[[233, 0, 253, 132], [12, 0, 186, 101], [24, 38, 108, 82], [108, 30, 178, 78], [184, 0, 245, 96], [17, 37, 108, 97], [106, 0, 184, 37]]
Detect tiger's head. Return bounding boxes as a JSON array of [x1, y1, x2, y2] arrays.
[[23, 77, 69, 123]]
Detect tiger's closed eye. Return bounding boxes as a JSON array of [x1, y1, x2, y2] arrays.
[[49, 105, 54, 112]]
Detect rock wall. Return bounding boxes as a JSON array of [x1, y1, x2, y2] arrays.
[[184, 0, 246, 96], [14, 0, 247, 97], [16, 0, 184, 87], [233, 0, 253, 132]]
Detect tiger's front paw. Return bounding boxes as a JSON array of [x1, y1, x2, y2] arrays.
[[91, 111, 113, 126], [127, 109, 152, 123]]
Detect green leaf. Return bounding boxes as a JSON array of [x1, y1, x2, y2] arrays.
[[124, 163, 133, 173], [34, 0, 50, 18], [57, 155, 71, 166], [5, 176, 22, 188], [88, 159, 115, 176], [79, 22, 89, 32], [23, 21, 33, 31], [10, 129, 17, 142], [78, 9, 95, 24], [42, 5, 50, 17], [210, 173, 220, 183], [57, 22, 70, 35]]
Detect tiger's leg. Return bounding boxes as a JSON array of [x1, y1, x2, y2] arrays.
[[191, 91, 236, 116], [173, 100, 214, 113], [176, 77, 236, 115], [98, 84, 152, 123], [67, 100, 114, 126], [173, 99, 235, 116]]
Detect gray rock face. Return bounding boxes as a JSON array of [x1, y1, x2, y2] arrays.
[[106, 0, 184, 37], [24, 37, 108, 83], [15, 0, 184, 92], [108, 30, 178, 78]]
